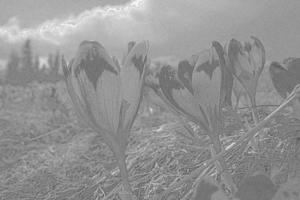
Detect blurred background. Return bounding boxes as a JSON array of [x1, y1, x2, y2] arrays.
[[0, 0, 300, 67]]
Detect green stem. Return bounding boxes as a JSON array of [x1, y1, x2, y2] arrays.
[[117, 152, 133, 194], [249, 95, 259, 125], [234, 93, 241, 111], [249, 94, 260, 150], [210, 134, 236, 193], [111, 139, 135, 200]]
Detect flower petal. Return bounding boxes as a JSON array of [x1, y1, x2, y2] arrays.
[[248, 36, 265, 72], [228, 37, 266, 98], [286, 58, 300, 82], [192, 45, 222, 131], [159, 64, 208, 129], [62, 58, 92, 127], [269, 62, 298, 98], [72, 41, 122, 134], [213, 41, 234, 107], [228, 39, 252, 79], [177, 59, 195, 94], [188, 54, 200, 67], [120, 41, 149, 132]]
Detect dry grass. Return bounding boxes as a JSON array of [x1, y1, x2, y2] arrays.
[[0, 73, 299, 200]]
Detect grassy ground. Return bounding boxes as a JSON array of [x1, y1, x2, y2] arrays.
[[0, 69, 299, 200]]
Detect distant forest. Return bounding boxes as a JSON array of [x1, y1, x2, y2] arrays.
[[1, 39, 64, 85], [1, 39, 297, 87]]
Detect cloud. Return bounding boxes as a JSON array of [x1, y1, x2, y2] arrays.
[[0, 0, 273, 60], [0, 0, 146, 43]]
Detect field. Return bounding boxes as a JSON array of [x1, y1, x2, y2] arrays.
[[0, 67, 299, 200]]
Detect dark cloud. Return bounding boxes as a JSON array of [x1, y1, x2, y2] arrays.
[[0, 0, 299, 62], [0, 0, 130, 26]]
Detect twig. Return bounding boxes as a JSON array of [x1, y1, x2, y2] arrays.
[[237, 104, 280, 110], [25, 122, 74, 142]]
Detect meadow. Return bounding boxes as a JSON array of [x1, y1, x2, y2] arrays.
[[0, 40, 299, 200]]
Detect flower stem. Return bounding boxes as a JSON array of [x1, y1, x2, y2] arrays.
[[210, 134, 236, 193], [249, 94, 260, 150], [115, 150, 136, 200], [118, 154, 132, 191], [111, 139, 136, 200], [250, 95, 259, 124]]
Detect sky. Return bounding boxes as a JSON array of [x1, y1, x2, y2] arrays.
[[0, 0, 299, 65]]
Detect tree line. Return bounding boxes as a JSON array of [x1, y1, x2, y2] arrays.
[[3, 39, 64, 85]]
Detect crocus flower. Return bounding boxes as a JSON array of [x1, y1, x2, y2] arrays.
[[158, 41, 236, 191], [158, 41, 227, 134], [269, 62, 299, 98], [227, 36, 265, 117], [270, 59, 300, 120], [62, 40, 149, 198]]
